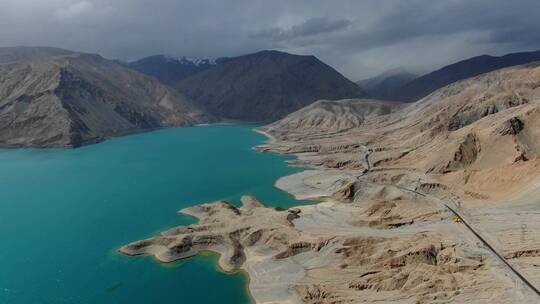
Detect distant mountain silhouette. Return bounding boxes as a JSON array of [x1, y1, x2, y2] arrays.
[[173, 50, 368, 121], [126, 55, 222, 85], [357, 68, 418, 100], [394, 50, 540, 102]]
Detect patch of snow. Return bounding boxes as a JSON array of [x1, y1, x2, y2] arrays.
[[163, 55, 217, 66]]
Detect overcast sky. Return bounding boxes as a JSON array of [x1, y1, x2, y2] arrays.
[[2, 0, 540, 80]]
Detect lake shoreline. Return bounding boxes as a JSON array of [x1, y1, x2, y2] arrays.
[[0, 120, 263, 150], [117, 126, 346, 304], [111, 125, 317, 304], [2, 125, 303, 304]]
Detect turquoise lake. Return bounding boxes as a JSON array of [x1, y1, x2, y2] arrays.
[[0, 125, 308, 304]]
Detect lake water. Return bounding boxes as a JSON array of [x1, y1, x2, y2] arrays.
[[0, 125, 307, 304]]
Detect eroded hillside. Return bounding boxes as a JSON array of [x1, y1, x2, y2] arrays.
[[0, 49, 209, 147], [122, 62, 540, 303]]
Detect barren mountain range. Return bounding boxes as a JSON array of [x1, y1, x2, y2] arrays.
[[172, 50, 368, 121], [3, 45, 540, 303], [0, 47, 208, 147], [0, 47, 368, 147], [124, 60, 540, 303], [384, 49, 540, 102], [5, 46, 540, 148], [126, 50, 369, 122]]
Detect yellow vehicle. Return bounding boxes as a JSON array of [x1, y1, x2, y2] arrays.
[[453, 216, 462, 223]]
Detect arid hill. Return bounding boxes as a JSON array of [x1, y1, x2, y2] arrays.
[[123, 61, 540, 304], [261, 61, 540, 202], [0, 48, 209, 148], [174, 50, 368, 122], [264, 99, 403, 139], [250, 61, 540, 302], [394, 49, 540, 102]]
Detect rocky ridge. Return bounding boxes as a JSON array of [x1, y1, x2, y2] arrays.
[[394, 49, 540, 102], [173, 50, 368, 122], [120, 59, 540, 303], [0, 49, 209, 147]]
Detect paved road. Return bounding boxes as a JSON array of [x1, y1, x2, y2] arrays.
[[445, 203, 540, 297], [393, 184, 540, 297], [346, 143, 539, 298], [358, 146, 373, 177]]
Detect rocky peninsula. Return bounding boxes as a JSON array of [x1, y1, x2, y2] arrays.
[[120, 62, 540, 303]]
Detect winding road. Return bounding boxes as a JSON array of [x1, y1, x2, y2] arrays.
[[351, 145, 540, 298], [391, 182, 540, 298], [444, 203, 540, 297]]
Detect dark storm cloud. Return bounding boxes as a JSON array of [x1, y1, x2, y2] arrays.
[[331, 0, 537, 52], [1, 0, 540, 79], [485, 20, 540, 48], [252, 17, 352, 41]]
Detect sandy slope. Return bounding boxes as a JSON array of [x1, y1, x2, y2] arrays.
[[0, 49, 208, 147], [120, 62, 540, 303]]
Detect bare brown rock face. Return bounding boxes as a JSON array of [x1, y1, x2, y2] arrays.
[[260, 61, 540, 203], [0, 47, 209, 148], [249, 62, 540, 302], [264, 99, 403, 136], [121, 195, 529, 304], [120, 197, 306, 271], [121, 62, 540, 303], [173, 50, 368, 122]]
